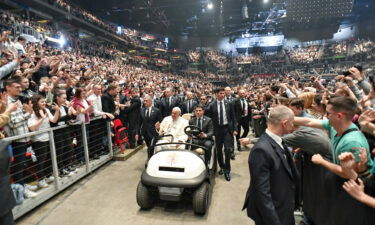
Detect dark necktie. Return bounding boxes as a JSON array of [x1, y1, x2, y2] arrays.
[[198, 118, 202, 130], [281, 141, 294, 172], [188, 100, 191, 113], [219, 101, 224, 125], [146, 108, 149, 118], [167, 97, 170, 106]]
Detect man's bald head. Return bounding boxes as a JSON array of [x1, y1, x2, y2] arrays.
[[224, 86, 232, 97]]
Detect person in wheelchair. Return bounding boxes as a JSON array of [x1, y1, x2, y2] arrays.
[[155, 107, 189, 151], [188, 105, 214, 164]]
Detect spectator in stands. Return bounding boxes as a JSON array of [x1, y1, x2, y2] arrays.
[[294, 96, 373, 178], [0, 92, 18, 131], [13, 36, 26, 55], [289, 98, 313, 118], [51, 92, 76, 176], [2, 79, 36, 198], [72, 87, 92, 162], [0, 50, 21, 80], [28, 95, 60, 188], [87, 85, 114, 119]]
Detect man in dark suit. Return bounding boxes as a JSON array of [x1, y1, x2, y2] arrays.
[[233, 89, 250, 151], [123, 88, 142, 148], [0, 141, 16, 225], [159, 88, 180, 118], [189, 104, 214, 164], [101, 85, 117, 114], [206, 87, 238, 181], [138, 95, 162, 149], [242, 105, 299, 225], [199, 95, 210, 111], [224, 86, 235, 102], [224, 86, 237, 160], [181, 91, 198, 114]]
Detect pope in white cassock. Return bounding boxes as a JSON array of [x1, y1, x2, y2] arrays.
[[155, 107, 189, 151]]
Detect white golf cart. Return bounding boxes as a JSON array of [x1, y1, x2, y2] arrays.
[[136, 125, 217, 215]]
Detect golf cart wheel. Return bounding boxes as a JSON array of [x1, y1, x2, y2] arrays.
[[136, 181, 154, 209], [193, 182, 210, 215]]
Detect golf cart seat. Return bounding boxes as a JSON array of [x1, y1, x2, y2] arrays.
[[194, 148, 205, 155], [182, 113, 192, 120]]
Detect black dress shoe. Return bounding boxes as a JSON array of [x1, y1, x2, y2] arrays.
[[224, 172, 231, 181], [231, 153, 235, 160], [218, 169, 224, 175], [237, 146, 242, 151]]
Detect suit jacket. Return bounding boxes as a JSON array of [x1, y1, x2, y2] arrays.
[[206, 99, 238, 133], [0, 141, 16, 217], [233, 97, 249, 121], [243, 133, 299, 225], [123, 96, 141, 128], [139, 106, 162, 138], [189, 116, 214, 140], [160, 96, 180, 118], [101, 92, 115, 114], [181, 99, 198, 114]]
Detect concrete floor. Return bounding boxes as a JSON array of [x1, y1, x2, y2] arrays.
[[16, 146, 255, 225]]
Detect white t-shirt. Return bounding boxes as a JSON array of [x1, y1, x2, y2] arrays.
[[28, 109, 53, 142], [58, 106, 67, 126]]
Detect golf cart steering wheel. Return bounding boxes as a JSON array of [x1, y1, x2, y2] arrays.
[[184, 125, 202, 138]]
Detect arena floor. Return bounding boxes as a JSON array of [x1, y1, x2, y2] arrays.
[[16, 146, 254, 225]]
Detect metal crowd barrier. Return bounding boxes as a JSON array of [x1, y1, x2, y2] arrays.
[[6, 118, 114, 220]]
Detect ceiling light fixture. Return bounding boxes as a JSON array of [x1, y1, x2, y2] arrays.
[[207, 3, 213, 10]]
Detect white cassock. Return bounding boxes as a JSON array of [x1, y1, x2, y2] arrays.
[[156, 116, 189, 151]]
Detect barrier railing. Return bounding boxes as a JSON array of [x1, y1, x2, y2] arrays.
[[5, 118, 113, 220]]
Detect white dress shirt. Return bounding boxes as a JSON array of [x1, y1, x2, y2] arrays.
[[87, 94, 105, 117], [265, 129, 283, 150], [216, 100, 228, 125]]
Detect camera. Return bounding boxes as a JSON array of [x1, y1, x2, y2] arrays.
[[342, 71, 351, 76], [343, 65, 363, 76]]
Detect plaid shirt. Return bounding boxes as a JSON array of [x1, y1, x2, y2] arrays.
[[3, 96, 30, 142]]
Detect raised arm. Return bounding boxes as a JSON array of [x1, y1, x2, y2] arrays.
[[293, 117, 324, 130]]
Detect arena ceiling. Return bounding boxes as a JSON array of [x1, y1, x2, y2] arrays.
[[71, 0, 374, 38], [70, 0, 276, 36]]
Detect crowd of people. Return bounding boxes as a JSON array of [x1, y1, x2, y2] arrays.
[[2, 3, 375, 225], [236, 54, 263, 65], [205, 50, 231, 70], [187, 50, 202, 63], [287, 45, 322, 64]]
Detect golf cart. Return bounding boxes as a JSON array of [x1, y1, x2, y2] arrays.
[[136, 125, 217, 215]]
